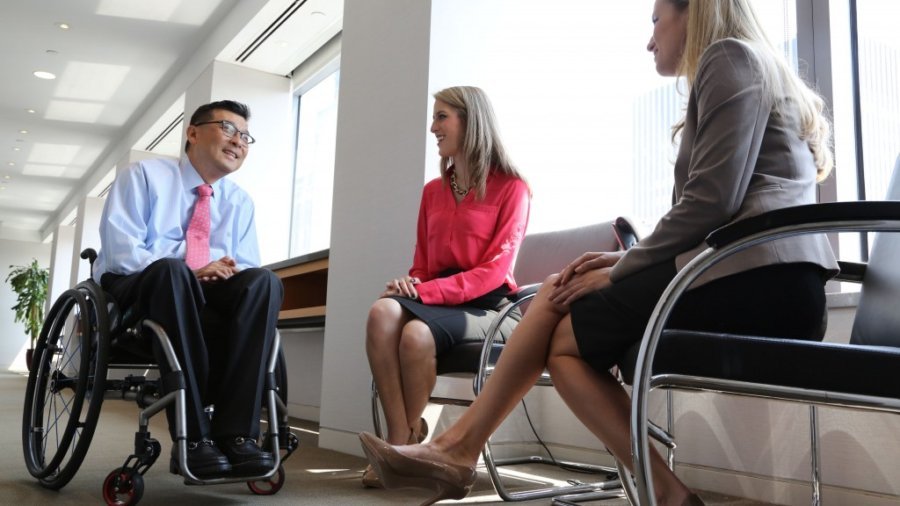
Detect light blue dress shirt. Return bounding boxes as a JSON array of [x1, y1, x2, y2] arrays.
[[93, 156, 260, 282]]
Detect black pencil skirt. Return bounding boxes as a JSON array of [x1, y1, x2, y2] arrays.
[[390, 286, 521, 355]]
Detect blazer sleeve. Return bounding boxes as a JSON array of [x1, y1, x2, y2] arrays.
[[416, 179, 530, 305], [611, 39, 773, 282]]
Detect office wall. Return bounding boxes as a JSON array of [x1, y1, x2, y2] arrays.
[[0, 239, 51, 371]]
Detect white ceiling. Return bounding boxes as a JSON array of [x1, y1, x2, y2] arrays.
[[0, 0, 342, 243]]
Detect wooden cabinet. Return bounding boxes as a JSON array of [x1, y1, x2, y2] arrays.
[[266, 250, 328, 328]]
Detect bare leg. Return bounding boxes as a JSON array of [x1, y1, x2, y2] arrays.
[[366, 298, 415, 444], [397, 320, 437, 436], [399, 275, 568, 464], [546, 316, 691, 506]]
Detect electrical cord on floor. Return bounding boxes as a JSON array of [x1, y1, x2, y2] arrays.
[[519, 398, 618, 479]]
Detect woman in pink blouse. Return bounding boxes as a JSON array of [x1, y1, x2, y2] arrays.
[[363, 86, 530, 488]]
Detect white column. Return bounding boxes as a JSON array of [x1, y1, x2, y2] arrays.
[[70, 197, 105, 286], [183, 61, 294, 265], [318, 0, 434, 455], [47, 224, 75, 307]]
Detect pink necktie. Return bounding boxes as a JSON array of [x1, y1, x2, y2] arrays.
[[185, 184, 213, 269]]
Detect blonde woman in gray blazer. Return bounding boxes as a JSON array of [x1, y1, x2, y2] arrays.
[[359, 1, 838, 505]]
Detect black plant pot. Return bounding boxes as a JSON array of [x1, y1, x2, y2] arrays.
[[26, 348, 34, 372]]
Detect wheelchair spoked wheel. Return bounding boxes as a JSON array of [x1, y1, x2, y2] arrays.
[[246, 465, 285, 495], [22, 283, 110, 489], [102, 467, 144, 505]]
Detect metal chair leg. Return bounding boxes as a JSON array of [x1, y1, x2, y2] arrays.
[[809, 404, 821, 506]]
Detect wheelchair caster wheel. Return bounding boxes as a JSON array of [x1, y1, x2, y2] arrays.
[[102, 467, 144, 505], [247, 465, 285, 495]]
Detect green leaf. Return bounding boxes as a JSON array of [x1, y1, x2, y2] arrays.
[[5, 258, 49, 347]]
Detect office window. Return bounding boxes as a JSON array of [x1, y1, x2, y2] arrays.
[[826, 1, 900, 263], [851, 1, 900, 201], [290, 70, 340, 257], [450, 1, 796, 236]]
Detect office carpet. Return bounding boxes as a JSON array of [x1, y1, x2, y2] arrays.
[[3, 371, 764, 505]]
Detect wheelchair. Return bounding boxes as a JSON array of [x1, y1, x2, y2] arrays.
[[21, 249, 299, 505]]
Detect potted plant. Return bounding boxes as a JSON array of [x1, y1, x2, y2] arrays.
[[5, 259, 49, 371]]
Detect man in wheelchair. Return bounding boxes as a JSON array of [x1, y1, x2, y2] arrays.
[[92, 100, 283, 479]]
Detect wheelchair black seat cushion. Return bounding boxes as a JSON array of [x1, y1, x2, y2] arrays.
[[105, 295, 156, 362]]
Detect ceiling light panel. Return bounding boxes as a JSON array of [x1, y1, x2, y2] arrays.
[[45, 100, 105, 123], [96, 0, 222, 25], [22, 164, 69, 178], [56, 61, 131, 101], [27, 142, 81, 165]]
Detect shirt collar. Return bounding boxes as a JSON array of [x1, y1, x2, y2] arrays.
[[180, 156, 220, 197]]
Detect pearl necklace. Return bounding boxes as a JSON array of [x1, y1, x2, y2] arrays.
[[449, 171, 469, 197]]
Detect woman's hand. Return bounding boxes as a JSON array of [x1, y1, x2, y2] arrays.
[[555, 250, 625, 286], [381, 276, 421, 299], [549, 267, 613, 306]]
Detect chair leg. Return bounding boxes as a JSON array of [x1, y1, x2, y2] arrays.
[[809, 405, 821, 506], [666, 390, 676, 468], [371, 380, 385, 439], [482, 432, 622, 502]]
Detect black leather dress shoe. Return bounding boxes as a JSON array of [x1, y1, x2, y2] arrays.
[[217, 436, 275, 477], [169, 439, 232, 479]]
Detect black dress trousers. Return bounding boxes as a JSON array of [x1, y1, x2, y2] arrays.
[[102, 258, 284, 441]]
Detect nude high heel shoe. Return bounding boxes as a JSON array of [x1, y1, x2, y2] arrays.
[[364, 418, 428, 488], [361, 464, 382, 488], [359, 432, 476, 506]]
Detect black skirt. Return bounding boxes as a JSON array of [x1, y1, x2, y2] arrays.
[[390, 285, 521, 355]]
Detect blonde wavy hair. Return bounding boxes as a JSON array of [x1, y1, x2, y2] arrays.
[[433, 86, 526, 199], [670, 0, 833, 181]]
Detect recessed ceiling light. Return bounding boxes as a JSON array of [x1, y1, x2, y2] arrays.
[[7, 162, 14, 167], [56, 22, 70, 30], [33, 71, 57, 80], [26, 109, 36, 114], [311, 11, 326, 16], [19, 130, 28, 134], [12, 147, 21, 151], [3, 175, 10, 179]]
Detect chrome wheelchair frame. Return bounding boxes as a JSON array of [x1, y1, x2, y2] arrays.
[[21, 249, 299, 505]]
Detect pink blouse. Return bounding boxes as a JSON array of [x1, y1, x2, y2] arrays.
[[410, 171, 531, 306]]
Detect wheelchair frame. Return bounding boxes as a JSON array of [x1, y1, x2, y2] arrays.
[[21, 251, 299, 505]]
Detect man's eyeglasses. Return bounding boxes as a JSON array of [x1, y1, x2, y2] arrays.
[[193, 120, 256, 145]]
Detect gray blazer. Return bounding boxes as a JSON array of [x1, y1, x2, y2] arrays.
[[611, 38, 838, 287]]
